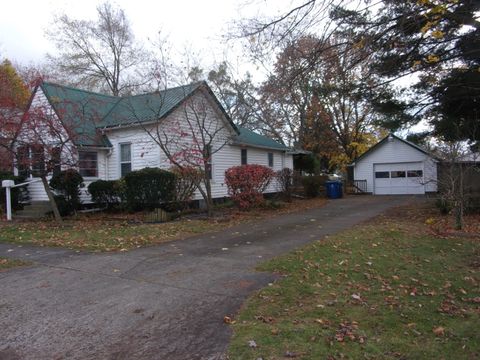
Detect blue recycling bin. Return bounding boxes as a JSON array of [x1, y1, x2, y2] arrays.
[[325, 181, 343, 199]]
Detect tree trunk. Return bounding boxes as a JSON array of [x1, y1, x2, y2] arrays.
[[40, 175, 63, 224], [454, 205, 463, 230], [205, 177, 213, 218], [454, 164, 464, 230]]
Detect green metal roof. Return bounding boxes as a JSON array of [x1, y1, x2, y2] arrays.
[[234, 127, 288, 151], [38, 82, 288, 151], [41, 82, 118, 147], [98, 82, 202, 128], [39, 82, 208, 146]]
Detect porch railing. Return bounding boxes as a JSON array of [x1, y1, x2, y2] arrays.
[[347, 180, 368, 194], [2, 178, 41, 221]]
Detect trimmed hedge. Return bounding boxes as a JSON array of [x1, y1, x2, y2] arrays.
[[88, 179, 124, 208], [123, 167, 176, 211], [225, 164, 275, 209]]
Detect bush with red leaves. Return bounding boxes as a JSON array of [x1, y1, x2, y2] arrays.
[[225, 164, 275, 209]]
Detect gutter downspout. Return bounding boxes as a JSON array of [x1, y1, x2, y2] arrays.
[[105, 147, 113, 181]]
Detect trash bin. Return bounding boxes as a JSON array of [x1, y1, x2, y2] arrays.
[[325, 181, 343, 199]]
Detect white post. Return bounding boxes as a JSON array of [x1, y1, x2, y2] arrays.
[[2, 180, 15, 221]]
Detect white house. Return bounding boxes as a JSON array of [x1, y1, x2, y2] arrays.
[[16, 81, 293, 203], [351, 133, 438, 195]]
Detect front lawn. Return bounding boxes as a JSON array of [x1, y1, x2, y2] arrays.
[[0, 197, 327, 252], [228, 203, 480, 359]]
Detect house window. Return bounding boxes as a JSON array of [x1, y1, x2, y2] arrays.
[[30, 144, 45, 176], [241, 148, 247, 165], [51, 147, 62, 175], [407, 170, 423, 178], [391, 171, 406, 178], [204, 145, 212, 180], [79, 151, 98, 177], [268, 152, 274, 167], [17, 145, 30, 177], [120, 143, 132, 177], [375, 171, 389, 179]]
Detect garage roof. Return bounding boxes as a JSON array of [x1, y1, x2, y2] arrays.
[[351, 133, 434, 165]]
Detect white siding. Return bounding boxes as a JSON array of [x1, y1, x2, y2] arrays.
[[353, 137, 437, 194], [103, 90, 293, 200], [25, 149, 108, 203]]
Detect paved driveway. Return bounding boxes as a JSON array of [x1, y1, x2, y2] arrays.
[[0, 196, 410, 360]]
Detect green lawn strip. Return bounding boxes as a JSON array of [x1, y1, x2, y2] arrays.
[[0, 219, 224, 252], [0, 257, 30, 270], [229, 225, 480, 359]]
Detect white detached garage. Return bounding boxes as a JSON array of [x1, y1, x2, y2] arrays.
[[351, 134, 438, 195]]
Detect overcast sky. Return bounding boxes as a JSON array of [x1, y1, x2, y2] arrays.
[[0, 0, 293, 74]]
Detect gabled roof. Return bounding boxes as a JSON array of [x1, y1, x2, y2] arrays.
[[36, 81, 289, 151], [41, 82, 118, 147], [234, 127, 289, 151], [351, 133, 434, 165], [98, 82, 203, 128]]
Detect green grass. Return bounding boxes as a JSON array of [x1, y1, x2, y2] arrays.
[[0, 197, 328, 253], [0, 218, 225, 252], [228, 220, 480, 359], [0, 257, 29, 270]]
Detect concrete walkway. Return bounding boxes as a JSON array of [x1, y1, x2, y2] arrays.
[[0, 196, 410, 360]]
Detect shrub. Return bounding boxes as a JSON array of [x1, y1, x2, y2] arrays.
[[49, 169, 84, 215], [294, 154, 321, 174], [123, 167, 176, 211], [0, 171, 28, 212], [301, 175, 328, 198], [88, 180, 124, 208], [52, 195, 75, 217], [225, 164, 275, 209], [435, 197, 452, 215], [169, 166, 201, 211], [276, 168, 294, 201]]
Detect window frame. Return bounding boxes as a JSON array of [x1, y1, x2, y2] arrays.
[[375, 171, 390, 179], [30, 144, 45, 176], [407, 170, 423, 178], [268, 152, 274, 168], [241, 148, 247, 165], [119, 143, 132, 177], [51, 147, 62, 176], [78, 151, 98, 178], [17, 145, 31, 178], [391, 170, 406, 178]]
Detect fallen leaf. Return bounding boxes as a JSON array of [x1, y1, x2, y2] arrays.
[[223, 316, 235, 324], [433, 326, 445, 336]]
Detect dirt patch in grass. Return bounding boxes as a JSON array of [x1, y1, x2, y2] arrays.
[[228, 201, 480, 359], [0, 197, 327, 252], [0, 257, 30, 271]]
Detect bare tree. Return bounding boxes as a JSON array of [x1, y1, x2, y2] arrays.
[[128, 84, 233, 217], [436, 127, 480, 230], [207, 62, 260, 128], [47, 1, 149, 96]]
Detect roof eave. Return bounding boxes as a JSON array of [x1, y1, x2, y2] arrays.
[[232, 141, 289, 152]]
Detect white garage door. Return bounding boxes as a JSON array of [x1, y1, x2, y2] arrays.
[[374, 162, 425, 195]]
